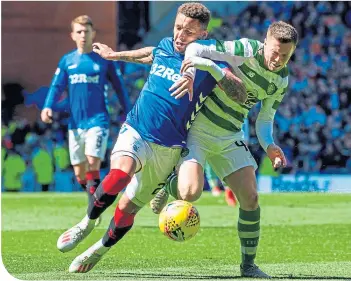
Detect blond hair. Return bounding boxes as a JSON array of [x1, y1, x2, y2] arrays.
[[268, 21, 298, 45], [177, 2, 211, 29], [71, 15, 94, 31]]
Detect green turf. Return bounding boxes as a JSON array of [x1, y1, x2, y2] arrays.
[[2, 192, 351, 280]]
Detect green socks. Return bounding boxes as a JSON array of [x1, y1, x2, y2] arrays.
[[238, 206, 260, 265], [165, 174, 179, 199]]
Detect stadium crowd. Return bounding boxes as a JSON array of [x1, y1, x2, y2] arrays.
[[1, 1, 350, 191]]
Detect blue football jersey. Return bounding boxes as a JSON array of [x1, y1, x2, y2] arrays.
[[44, 50, 131, 130], [126, 37, 227, 147]]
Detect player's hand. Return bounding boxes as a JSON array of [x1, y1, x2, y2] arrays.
[[180, 57, 214, 73], [266, 144, 287, 169], [169, 76, 194, 101], [41, 108, 53, 124], [92, 42, 116, 60]]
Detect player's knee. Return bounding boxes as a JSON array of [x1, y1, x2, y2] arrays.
[[178, 183, 203, 202], [87, 157, 100, 170], [241, 189, 259, 210], [87, 154, 99, 162], [118, 195, 141, 214], [249, 191, 259, 209], [179, 191, 201, 202], [110, 155, 137, 175]]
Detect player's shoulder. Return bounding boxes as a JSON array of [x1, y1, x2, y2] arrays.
[[236, 38, 263, 56], [184, 38, 218, 49], [58, 49, 78, 65], [276, 66, 289, 79], [217, 38, 263, 57], [240, 38, 263, 46], [90, 51, 111, 65], [157, 37, 173, 49], [236, 38, 263, 46], [63, 49, 78, 59], [158, 37, 172, 44], [194, 38, 217, 45], [154, 37, 179, 57]]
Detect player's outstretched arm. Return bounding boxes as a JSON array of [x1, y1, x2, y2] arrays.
[[93, 43, 155, 65], [185, 39, 259, 61], [175, 56, 247, 103], [181, 39, 260, 82]]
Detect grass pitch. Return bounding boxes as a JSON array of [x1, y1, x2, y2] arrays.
[[1, 192, 351, 281]]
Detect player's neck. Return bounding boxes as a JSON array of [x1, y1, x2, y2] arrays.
[[77, 46, 93, 54], [258, 49, 269, 71]]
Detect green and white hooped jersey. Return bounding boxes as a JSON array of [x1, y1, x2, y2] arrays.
[[186, 38, 289, 132]]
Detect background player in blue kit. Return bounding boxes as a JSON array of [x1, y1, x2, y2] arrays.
[[55, 3, 246, 273], [41, 15, 131, 211]]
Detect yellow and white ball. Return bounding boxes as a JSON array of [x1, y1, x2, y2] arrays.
[[159, 200, 200, 242]]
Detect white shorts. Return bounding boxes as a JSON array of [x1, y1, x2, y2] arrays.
[[181, 112, 258, 181], [68, 126, 109, 165], [111, 123, 182, 207]]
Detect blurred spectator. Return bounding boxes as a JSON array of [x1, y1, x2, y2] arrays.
[[207, 11, 223, 33], [32, 142, 54, 191], [3, 149, 26, 191], [53, 141, 70, 171]]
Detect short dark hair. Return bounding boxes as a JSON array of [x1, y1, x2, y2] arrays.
[[268, 21, 298, 45], [177, 2, 211, 29]]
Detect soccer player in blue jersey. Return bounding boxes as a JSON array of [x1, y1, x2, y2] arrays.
[[55, 3, 246, 273], [152, 21, 298, 279], [41, 16, 131, 210]]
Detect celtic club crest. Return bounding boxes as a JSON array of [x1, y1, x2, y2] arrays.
[[267, 83, 277, 95]]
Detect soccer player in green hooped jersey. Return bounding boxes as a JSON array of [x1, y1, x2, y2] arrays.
[[151, 21, 298, 278]]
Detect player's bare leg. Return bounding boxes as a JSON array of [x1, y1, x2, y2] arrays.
[[224, 166, 271, 279], [73, 161, 88, 193], [224, 187, 237, 207], [150, 161, 203, 214], [177, 161, 204, 201], [57, 155, 136, 252], [69, 193, 141, 273], [86, 155, 103, 226]]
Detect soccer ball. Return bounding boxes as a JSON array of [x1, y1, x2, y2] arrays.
[[159, 200, 200, 242]]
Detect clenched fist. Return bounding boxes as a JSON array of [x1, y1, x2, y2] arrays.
[[41, 108, 53, 124], [266, 144, 287, 168]]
